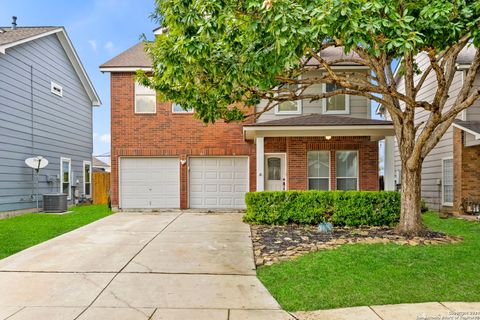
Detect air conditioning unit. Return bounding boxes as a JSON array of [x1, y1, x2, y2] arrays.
[[43, 194, 68, 213]]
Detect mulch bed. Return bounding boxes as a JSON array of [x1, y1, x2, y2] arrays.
[[251, 224, 462, 266]]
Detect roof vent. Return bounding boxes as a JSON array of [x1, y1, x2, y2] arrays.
[[11, 16, 17, 30], [0, 28, 6, 34]]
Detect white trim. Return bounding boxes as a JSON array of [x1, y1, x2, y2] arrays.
[[384, 136, 396, 191], [0, 28, 101, 106], [100, 67, 153, 72], [256, 137, 265, 191], [172, 102, 194, 114], [441, 157, 454, 207], [134, 82, 157, 114], [456, 64, 471, 70], [60, 157, 72, 200], [264, 153, 288, 191], [83, 160, 92, 198], [275, 100, 302, 115], [322, 82, 350, 115], [50, 82, 63, 97], [307, 150, 330, 191], [452, 123, 480, 140], [244, 125, 394, 131], [335, 150, 359, 190]]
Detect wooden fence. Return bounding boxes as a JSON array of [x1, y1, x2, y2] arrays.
[[93, 172, 110, 205]]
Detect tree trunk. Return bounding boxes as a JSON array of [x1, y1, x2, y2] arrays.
[[396, 165, 424, 235]]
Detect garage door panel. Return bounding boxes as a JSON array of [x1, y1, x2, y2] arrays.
[[189, 157, 248, 209], [120, 158, 180, 209]]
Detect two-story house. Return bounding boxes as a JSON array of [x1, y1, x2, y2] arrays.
[[0, 19, 101, 212], [382, 46, 480, 214], [100, 29, 394, 210]]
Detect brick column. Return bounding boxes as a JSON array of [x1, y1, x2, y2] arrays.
[[453, 128, 463, 214]]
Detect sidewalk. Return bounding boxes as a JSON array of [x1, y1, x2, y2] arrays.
[[294, 302, 480, 320]]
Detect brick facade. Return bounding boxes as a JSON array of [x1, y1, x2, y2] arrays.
[[453, 128, 480, 214], [264, 136, 379, 191], [110, 73, 380, 208]]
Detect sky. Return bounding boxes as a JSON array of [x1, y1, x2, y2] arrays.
[[0, 0, 158, 158]]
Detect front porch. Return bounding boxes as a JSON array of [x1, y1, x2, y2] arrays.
[[243, 114, 396, 192]]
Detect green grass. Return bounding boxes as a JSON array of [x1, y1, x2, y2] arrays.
[[257, 212, 480, 311], [0, 205, 113, 259]]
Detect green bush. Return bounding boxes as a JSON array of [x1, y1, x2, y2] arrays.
[[244, 191, 400, 227], [421, 199, 429, 213]]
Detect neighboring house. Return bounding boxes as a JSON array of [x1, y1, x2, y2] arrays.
[[93, 157, 110, 172], [382, 46, 480, 214], [0, 19, 101, 212], [100, 29, 394, 210]]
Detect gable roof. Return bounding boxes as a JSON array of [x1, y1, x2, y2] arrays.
[[453, 119, 480, 139], [100, 43, 365, 72], [100, 42, 151, 72], [244, 113, 392, 127], [0, 26, 101, 106]]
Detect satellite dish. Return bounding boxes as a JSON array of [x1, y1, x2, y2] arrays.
[[25, 156, 49, 170]]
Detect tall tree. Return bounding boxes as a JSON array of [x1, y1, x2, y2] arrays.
[[140, 0, 480, 234]]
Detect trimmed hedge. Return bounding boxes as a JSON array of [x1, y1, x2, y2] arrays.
[[244, 191, 400, 227]]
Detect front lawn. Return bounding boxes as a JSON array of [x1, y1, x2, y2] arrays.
[[257, 212, 480, 311], [0, 205, 113, 259]]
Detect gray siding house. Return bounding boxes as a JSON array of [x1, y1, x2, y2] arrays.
[[383, 46, 480, 213], [0, 22, 100, 212]]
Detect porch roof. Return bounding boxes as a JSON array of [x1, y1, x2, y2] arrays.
[[243, 114, 394, 141], [453, 119, 480, 139]]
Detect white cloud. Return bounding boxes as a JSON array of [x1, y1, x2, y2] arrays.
[[104, 41, 114, 53], [100, 134, 111, 144], [88, 40, 97, 52]]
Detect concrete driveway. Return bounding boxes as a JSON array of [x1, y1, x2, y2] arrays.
[[0, 211, 293, 320]]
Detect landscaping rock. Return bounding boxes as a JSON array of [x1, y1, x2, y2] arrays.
[[250, 224, 462, 267]]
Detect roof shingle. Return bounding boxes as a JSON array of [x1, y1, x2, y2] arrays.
[[100, 42, 151, 68], [0, 26, 59, 46], [245, 114, 392, 127], [453, 119, 480, 135]]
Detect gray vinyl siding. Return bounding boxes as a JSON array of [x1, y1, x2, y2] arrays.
[[0, 34, 93, 212], [255, 70, 371, 123], [390, 53, 466, 210], [466, 73, 480, 120]]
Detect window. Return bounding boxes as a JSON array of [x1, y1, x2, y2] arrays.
[[322, 83, 350, 114], [135, 82, 156, 113], [60, 157, 71, 199], [83, 161, 92, 198], [172, 102, 193, 113], [51, 82, 63, 97], [442, 158, 453, 206], [308, 151, 330, 190], [275, 82, 302, 114], [336, 151, 358, 190]]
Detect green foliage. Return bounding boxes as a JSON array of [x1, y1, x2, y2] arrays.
[[421, 198, 429, 212], [244, 191, 400, 226], [0, 205, 112, 259], [143, 0, 480, 123]]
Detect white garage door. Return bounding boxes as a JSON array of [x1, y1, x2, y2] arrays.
[[189, 157, 249, 209], [120, 157, 180, 209]]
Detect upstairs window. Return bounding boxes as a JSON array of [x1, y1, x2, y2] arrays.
[[323, 83, 350, 114], [172, 102, 193, 113], [135, 82, 156, 113], [275, 82, 302, 115]]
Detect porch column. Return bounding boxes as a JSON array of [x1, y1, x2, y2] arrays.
[[384, 136, 395, 191], [256, 137, 264, 191]]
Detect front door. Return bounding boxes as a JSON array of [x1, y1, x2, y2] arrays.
[[264, 154, 286, 191]]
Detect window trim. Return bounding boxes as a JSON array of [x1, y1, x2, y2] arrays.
[[134, 81, 157, 114], [335, 150, 359, 191], [172, 102, 194, 114], [83, 160, 92, 198], [307, 151, 331, 191], [60, 157, 72, 200], [274, 77, 303, 115], [442, 157, 454, 206], [322, 82, 350, 115]]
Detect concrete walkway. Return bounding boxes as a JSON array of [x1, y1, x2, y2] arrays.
[[294, 302, 480, 320], [0, 211, 292, 320]]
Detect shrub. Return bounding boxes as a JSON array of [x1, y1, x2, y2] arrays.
[[421, 199, 429, 213], [244, 191, 400, 227]]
